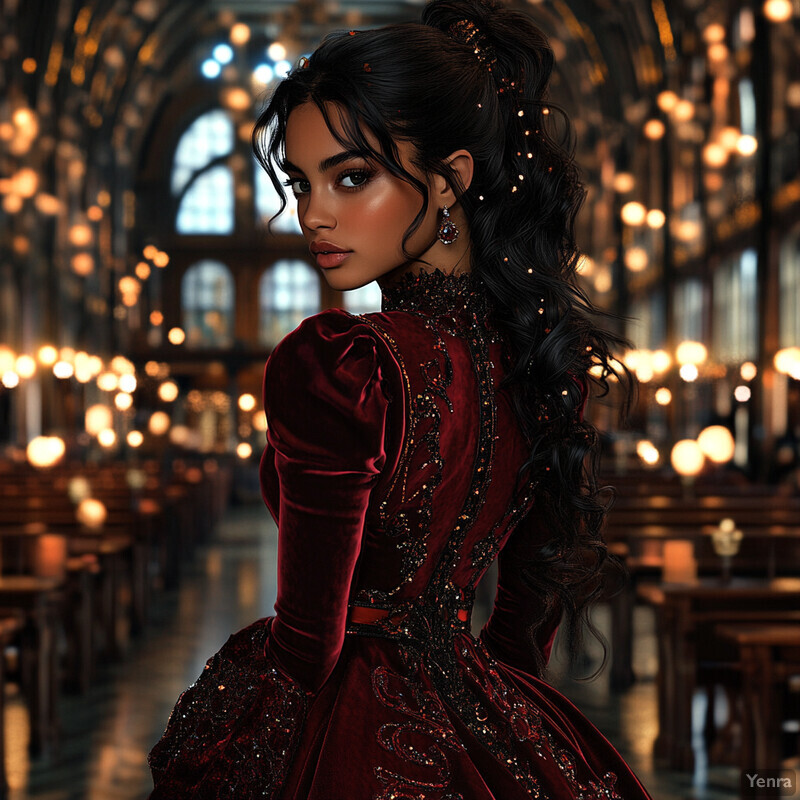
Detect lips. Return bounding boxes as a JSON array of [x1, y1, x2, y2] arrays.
[[310, 241, 352, 269]]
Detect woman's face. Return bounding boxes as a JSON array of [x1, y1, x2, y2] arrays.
[[282, 102, 454, 291]]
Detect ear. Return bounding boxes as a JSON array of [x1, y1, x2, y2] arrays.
[[432, 149, 474, 206]]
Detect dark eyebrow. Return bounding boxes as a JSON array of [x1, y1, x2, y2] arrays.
[[280, 149, 372, 175]]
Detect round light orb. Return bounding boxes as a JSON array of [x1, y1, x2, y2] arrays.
[[646, 209, 666, 229], [168, 327, 185, 346], [671, 439, 705, 477], [736, 135, 758, 156], [252, 412, 268, 432], [621, 201, 647, 226], [238, 393, 257, 412], [145, 360, 160, 377], [644, 119, 665, 140], [118, 374, 137, 394], [774, 347, 800, 375], [13, 167, 38, 198], [697, 425, 735, 464], [719, 126, 741, 152], [676, 340, 708, 366], [624, 247, 649, 272], [118, 276, 140, 295], [153, 251, 169, 268], [53, 360, 74, 379], [707, 43, 729, 62], [593, 268, 612, 293], [1, 371, 20, 388], [127, 430, 144, 448], [636, 440, 660, 465], [69, 223, 93, 248], [76, 498, 107, 530], [657, 91, 679, 112], [763, 0, 793, 22], [673, 100, 695, 121], [213, 43, 234, 64], [612, 172, 635, 193], [734, 385, 752, 402], [26, 435, 66, 468], [143, 244, 158, 260], [97, 428, 117, 448], [267, 42, 287, 61], [703, 142, 728, 168], [655, 387, 672, 405], [169, 425, 190, 446], [740, 362, 757, 381], [135, 262, 151, 280], [201, 59, 221, 79], [576, 255, 594, 275], [71, 253, 94, 276], [230, 22, 251, 45], [636, 363, 654, 383], [148, 411, 171, 436], [67, 476, 91, 503], [85, 404, 113, 435], [651, 350, 672, 373], [114, 392, 133, 411], [38, 345, 58, 366], [274, 60, 291, 78], [158, 381, 179, 403], [221, 87, 251, 112], [679, 364, 699, 382], [97, 372, 118, 392], [253, 63, 274, 84], [703, 23, 726, 43], [16, 355, 36, 378], [150, 310, 164, 326], [111, 356, 134, 375], [237, 442, 253, 459]]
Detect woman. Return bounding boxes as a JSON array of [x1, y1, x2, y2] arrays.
[[149, 0, 651, 797]]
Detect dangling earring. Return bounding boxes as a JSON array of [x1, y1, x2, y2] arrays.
[[437, 204, 459, 245]]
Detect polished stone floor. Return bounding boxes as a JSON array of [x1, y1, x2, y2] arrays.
[[3, 503, 755, 799]]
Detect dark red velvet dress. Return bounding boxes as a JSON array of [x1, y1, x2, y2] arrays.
[[148, 268, 652, 799]]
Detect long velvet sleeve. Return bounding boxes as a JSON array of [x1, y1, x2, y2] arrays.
[[260, 309, 398, 695]]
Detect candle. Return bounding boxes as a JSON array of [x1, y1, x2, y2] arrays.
[[662, 539, 697, 584]]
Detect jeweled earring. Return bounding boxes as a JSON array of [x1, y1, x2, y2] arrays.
[[437, 205, 459, 245]]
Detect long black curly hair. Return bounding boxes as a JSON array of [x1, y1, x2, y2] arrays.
[[253, 0, 635, 679]]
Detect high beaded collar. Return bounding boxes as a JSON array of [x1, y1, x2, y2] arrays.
[[379, 268, 495, 330]]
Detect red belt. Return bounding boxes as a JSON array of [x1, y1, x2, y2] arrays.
[[347, 604, 470, 624]]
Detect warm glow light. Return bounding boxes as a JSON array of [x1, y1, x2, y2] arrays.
[[734, 385, 752, 402], [69, 223, 93, 247], [98, 428, 117, 448], [673, 100, 695, 121], [594, 268, 612, 293], [740, 362, 757, 381], [636, 439, 660, 465], [238, 393, 257, 412], [38, 345, 58, 366], [652, 350, 672, 373], [703, 142, 728, 168], [703, 23, 726, 43], [230, 22, 251, 45], [114, 392, 133, 411], [576, 256, 594, 275], [657, 91, 679, 112], [16, 355, 36, 378], [150, 310, 164, 326], [671, 439, 705, 477], [676, 340, 707, 366], [76, 498, 107, 530], [87, 205, 103, 222], [71, 253, 94, 276], [148, 411, 171, 435], [707, 43, 729, 62], [26, 436, 66, 468], [143, 244, 158, 260], [697, 425, 735, 463], [774, 347, 800, 376], [168, 327, 185, 345], [763, 0, 793, 23], [624, 247, 649, 272], [1, 371, 19, 388], [158, 381, 179, 402], [127, 430, 144, 448], [85, 404, 113, 435], [0, 346, 15, 373], [59, 347, 76, 364], [267, 42, 287, 61], [118, 374, 137, 393], [621, 201, 647, 226], [153, 251, 170, 268], [736, 135, 758, 156], [655, 387, 672, 405], [145, 360, 161, 377], [13, 168, 39, 198], [252, 412, 268, 432], [35, 193, 62, 215], [612, 173, 635, 193], [679, 364, 699, 382], [169, 425, 190, 446], [67, 476, 91, 503], [119, 276, 140, 295], [237, 442, 253, 459], [646, 209, 666, 229], [135, 262, 151, 280], [644, 119, 665, 140], [53, 360, 74, 379], [97, 372, 118, 392], [719, 126, 741, 152], [222, 87, 251, 111]]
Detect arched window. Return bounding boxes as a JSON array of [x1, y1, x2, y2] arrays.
[[259, 260, 320, 347], [343, 281, 383, 315], [182, 260, 235, 347], [254, 158, 302, 234], [172, 110, 235, 235]]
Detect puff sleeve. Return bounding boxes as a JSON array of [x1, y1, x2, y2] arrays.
[[259, 309, 400, 695]]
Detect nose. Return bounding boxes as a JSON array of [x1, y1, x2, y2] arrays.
[[299, 188, 336, 232]]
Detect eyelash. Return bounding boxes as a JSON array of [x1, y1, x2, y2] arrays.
[[282, 169, 374, 196]]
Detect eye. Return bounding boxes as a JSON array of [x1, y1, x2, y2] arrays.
[[282, 178, 310, 196], [339, 170, 372, 189]]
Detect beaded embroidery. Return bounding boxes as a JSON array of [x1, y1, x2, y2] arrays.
[[344, 269, 623, 798]]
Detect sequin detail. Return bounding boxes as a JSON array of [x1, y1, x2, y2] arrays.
[[148, 620, 307, 798]]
